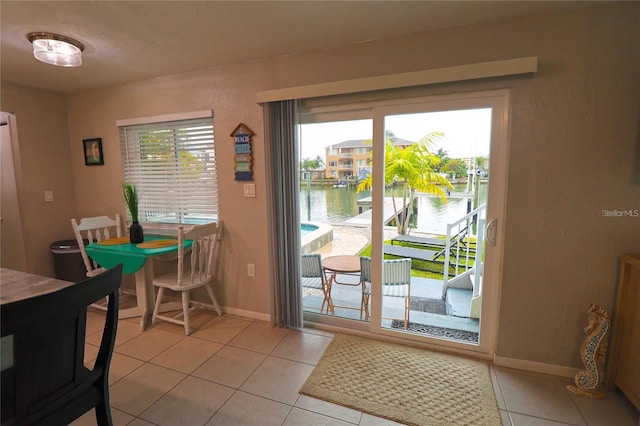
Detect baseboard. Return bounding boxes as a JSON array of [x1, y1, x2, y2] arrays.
[[189, 300, 270, 322], [144, 290, 271, 323], [493, 355, 579, 379]]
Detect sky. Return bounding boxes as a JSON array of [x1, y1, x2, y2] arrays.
[[300, 108, 492, 160]]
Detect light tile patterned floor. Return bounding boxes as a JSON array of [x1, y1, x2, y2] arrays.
[[74, 309, 639, 426]]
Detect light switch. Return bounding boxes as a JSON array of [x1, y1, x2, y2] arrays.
[[243, 183, 256, 198], [44, 190, 54, 202]]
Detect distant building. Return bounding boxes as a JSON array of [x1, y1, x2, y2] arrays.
[[324, 137, 413, 179], [301, 169, 325, 181]]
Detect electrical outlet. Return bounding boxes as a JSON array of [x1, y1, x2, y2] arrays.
[[247, 263, 255, 277], [44, 190, 54, 202]]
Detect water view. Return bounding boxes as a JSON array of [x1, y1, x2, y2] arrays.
[[300, 183, 488, 234]]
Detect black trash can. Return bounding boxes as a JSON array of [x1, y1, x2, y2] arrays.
[[50, 239, 87, 282]]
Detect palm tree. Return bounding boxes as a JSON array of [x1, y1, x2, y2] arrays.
[[357, 132, 453, 235], [300, 155, 324, 173]]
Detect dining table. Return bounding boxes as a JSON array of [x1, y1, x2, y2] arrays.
[[85, 235, 192, 330], [0, 268, 77, 305]]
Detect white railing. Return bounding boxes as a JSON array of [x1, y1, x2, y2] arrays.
[[441, 204, 486, 301]]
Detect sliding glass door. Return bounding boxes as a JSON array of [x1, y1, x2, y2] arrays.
[[298, 90, 510, 357]]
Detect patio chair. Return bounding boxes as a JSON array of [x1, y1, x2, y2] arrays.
[[151, 221, 223, 335], [361, 256, 412, 330], [301, 254, 333, 314]]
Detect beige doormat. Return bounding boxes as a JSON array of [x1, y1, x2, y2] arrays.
[[300, 333, 501, 426]]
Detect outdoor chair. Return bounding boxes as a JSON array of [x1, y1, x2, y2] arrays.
[[301, 254, 333, 314], [361, 256, 412, 329], [151, 221, 223, 335], [1, 265, 123, 426]]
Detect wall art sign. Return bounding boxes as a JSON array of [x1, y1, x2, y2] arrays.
[[231, 123, 254, 181]]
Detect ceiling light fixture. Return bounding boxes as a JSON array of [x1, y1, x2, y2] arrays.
[[27, 32, 85, 67]]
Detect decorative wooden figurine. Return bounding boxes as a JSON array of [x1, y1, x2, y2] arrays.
[[231, 123, 255, 181], [566, 303, 610, 399]]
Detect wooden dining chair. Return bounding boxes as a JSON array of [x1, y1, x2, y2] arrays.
[[71, 214, 123, 278], [71, 214, 123, 313], [361, 256, 412, 329], [1, 264, 122, 426], [151, 221, 223, 335]]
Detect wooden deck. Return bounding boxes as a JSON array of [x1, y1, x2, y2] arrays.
[[347, 197, 409, 226], [384, 244, 443, 261]]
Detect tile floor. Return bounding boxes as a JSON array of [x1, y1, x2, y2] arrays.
[[75, 309, 639, 426]]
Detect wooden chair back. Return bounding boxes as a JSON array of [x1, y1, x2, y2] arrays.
[[1, 264, 123, 425], [71, 215, 122, 277], [177, 221, 221, 287]]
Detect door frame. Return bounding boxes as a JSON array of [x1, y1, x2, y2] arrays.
[[0, 112, 29, 272]]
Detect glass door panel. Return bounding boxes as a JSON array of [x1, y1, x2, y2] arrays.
[[370, 91, 509, 356], [298, 118, 373, 327], [379, 109, 490, 338]]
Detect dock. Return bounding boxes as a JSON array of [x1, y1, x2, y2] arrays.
[[346, 197, 409, 226], [416, 191, 473, 199]]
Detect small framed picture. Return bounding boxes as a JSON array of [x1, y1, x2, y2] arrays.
[[83, 138, 104, 166]]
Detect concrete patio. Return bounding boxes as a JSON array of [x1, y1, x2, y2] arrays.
[[302, 266, 479, 337]]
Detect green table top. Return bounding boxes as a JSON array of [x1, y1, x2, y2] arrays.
[[85, 235, 192, 274]]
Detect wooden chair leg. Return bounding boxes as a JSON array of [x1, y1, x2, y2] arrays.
[[319, 287, 327, 313], [94, 376, 112, 426], [152, 287, 164, 325], [181, 291, 191, 335], [94, 398, 111, 426], [204, 284, 222, 316], [320, 285, 333, 314]]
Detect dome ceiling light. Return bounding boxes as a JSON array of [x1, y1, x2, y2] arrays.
[[27, 32, 85, 67]]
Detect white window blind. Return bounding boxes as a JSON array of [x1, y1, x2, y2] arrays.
[[119, 116, 217, 224]]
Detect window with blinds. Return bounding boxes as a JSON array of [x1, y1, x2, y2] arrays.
[[119, 116, 217, 224]]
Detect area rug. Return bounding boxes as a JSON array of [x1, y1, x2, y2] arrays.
[[300, 334, 501, 426]]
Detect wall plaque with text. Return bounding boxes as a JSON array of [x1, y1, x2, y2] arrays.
[[231, 123, 255, 181]]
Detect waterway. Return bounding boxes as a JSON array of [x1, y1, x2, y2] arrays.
[[300, 183, 488, 234]]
